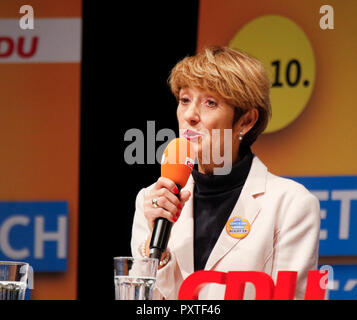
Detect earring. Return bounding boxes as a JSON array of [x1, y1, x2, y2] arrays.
[[239, 131, 244, 141]]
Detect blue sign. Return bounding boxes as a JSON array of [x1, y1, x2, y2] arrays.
[[289, 176, 357, 256], [319, 264, 357, 300], [0, 201, 68, 271]]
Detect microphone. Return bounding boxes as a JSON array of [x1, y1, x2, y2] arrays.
[[149, 137, 195, 261]]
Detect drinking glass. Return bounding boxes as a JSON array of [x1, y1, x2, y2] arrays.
[[114, 256, 158, 300], [0, 261, 29, 300]]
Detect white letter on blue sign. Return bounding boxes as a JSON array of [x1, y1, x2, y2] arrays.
[[331, 190, 357, 239], [34, 216, 67, 258], [0, 215, 30, 259]]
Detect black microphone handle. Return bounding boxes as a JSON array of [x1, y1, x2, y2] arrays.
[[149, 185, 181, 261]]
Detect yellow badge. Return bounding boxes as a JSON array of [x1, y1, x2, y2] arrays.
[[226, 216, 250, 239]]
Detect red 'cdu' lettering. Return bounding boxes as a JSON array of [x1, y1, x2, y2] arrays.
[[304, 270, 328, 300], [178, 270, 328, 300], [0, 37, 14, 57], [224, 271, 275, 299], [0, 36, 38, 59], [273, 271, 298, 300], [178, 270, 227, 300], [17, 36, 38, 58]]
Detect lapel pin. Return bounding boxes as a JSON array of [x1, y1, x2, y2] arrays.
[[226, 216, 250, 239]]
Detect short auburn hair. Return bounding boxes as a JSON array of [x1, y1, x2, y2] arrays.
[[168, 46, 271, 147]]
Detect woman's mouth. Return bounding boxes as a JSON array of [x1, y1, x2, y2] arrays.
[[183, 129, 203, 141]]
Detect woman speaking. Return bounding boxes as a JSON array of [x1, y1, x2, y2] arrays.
[[130, 46, 320, 299]]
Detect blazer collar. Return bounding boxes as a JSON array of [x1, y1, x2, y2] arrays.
[[170, 156, 268, 277]]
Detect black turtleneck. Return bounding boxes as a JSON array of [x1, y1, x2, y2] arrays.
[[192, 148, 254, 271]]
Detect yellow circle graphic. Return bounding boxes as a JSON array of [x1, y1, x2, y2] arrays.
[[226, 216, 250, 239], [229, 15, 315, 133]]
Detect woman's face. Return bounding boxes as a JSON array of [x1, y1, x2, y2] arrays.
[[177, 87, 240, 174]]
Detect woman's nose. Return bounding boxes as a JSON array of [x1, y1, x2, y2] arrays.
[[184, 102, 200, 125]]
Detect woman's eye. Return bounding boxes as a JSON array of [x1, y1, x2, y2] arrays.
[[205, 99, 217, 108], [179, 97, 190, 105]]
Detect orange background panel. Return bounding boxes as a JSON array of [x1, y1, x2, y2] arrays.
[[0, 63, 81, 299], [0, 0, 81, 18], [198, 0, 357, 176], [0, 0, 82, 300]]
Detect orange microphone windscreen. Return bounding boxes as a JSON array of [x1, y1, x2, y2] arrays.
[[161, 138, 195, 188]]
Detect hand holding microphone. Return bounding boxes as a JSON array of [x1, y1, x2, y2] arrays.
[[143, 138, 195, 262], [144, 177, 190, 230]]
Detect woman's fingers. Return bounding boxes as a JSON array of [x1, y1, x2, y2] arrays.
[[153, 177, 179, 195], [176, 190, 191, 219], [146, 206, 177, 223], [150, 193, 180, 217], [144, 193, 179, 231], [144, 205, 177, 231], [179, 190, 191, 203], [144, 177, 192, 231]]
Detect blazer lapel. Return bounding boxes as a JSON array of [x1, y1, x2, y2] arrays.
[[170, 175, 195, 279], [205, 156, 268, 271]]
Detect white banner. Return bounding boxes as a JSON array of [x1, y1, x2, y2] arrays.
[[0, 18, 81, 63]]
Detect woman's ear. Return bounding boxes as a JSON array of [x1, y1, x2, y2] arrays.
[[233, 108, 259, 138]]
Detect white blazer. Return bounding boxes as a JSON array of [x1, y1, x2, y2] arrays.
[[131, 156, 321, 300]]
